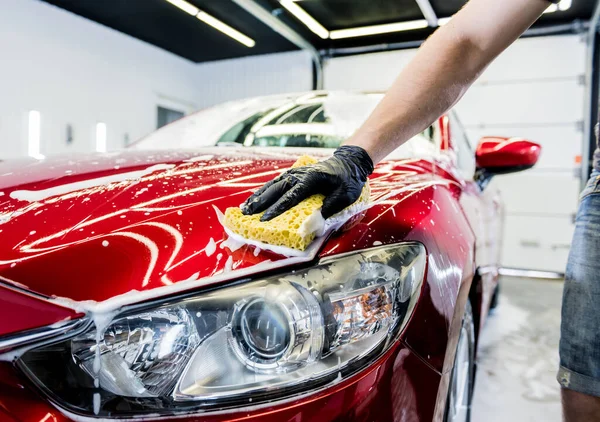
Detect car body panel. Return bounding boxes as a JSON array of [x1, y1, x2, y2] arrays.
[[0, 284, 80, 338], [0, 147, 485, 421], [0, 148, 480, 309], [0, 342, 442, 422], [0, 91, 511, 421]]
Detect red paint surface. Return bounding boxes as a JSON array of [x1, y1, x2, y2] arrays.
[[0, 284, 80, 339], [475, 136, 541, 170], [0, 343, 440, 422], [0, 115, 512, 421]]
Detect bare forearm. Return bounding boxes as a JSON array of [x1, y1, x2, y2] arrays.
[[345, 0, 550, 164]]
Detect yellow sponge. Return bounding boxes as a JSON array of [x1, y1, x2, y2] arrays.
[[223, 155, 370, 251]]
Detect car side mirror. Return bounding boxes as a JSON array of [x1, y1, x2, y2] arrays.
[[474, 136, 541, 189]]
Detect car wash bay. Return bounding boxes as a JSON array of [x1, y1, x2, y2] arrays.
[[0, 0, 599, 420]]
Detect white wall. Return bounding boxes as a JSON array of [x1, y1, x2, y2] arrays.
[[193, 51, 313, 109], [0, 0, 312, 159], [0, 0, 202, 158], [457, 35, 585, 273], [324, 35, 586, 272]]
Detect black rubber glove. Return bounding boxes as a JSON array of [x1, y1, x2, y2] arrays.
[[241, 145, 374, 221]]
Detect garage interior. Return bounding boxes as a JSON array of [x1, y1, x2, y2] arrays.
[[1, 0, 599, 420]]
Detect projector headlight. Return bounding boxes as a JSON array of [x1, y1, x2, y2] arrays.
[[19, 243, 425, 417]]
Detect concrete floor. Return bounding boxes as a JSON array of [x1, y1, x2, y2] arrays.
[[471, 276, 564, 422]]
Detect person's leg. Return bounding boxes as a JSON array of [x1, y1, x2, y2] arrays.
[[558, 171, 600, 420], [562, 388, 600, 422]]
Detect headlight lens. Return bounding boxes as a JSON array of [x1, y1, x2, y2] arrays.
[[19, 243, 425, 416], [71, 307, 200, 397]]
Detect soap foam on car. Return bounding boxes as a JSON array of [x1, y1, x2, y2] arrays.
[[219, 155, 371, 256]]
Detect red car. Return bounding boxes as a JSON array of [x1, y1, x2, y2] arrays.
[[0, 92, 540, 422]]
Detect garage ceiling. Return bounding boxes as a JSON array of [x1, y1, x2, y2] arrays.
[[40, 0, 595, 63]]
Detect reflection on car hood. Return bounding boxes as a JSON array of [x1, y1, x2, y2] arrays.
[[0, 147, 441, 303]]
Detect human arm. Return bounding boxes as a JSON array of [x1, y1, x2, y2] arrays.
[[243, 0, 555, 220], [345, 0, 554, 163]]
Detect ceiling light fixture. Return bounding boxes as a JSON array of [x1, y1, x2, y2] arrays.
[[165, 0, 199, 16], [544, 0, 571, 14], [279, 0, 329, 39], [414, 0, 438, 26], [329, 20, 429, 39], [164, 0, 255, 47], [196, 11, 256, 47], [558, 0, 572, 11], [437, 17, 452, 26]]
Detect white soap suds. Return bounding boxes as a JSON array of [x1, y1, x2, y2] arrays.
[[0, 214, 11, 225], [29, 231, 36, 235], [9, 164, 175, 202], [93, 393, 100, 415], [373, 241, 383, 246], [88, 308, 119, 384], [182, 272, 200, 282], [0, 192, 4, 196], [298, 209, 326, 238], [184, 154, 214, 163], [253, 247, 261, 257], [205, 238, 217, 257], [212, 198, 371, 258], [47, 254, 310, 317], [224, 256, 233, 272], [102, 240, 109, 247], [220, 235, 244, 253]]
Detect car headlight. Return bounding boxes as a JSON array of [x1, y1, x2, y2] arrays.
[[18, 243, 425, 417]]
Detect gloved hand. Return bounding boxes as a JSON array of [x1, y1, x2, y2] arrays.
[[241, 145, 374, 221]]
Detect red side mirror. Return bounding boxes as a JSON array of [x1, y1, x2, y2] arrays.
[[475, 137, 541, 173]]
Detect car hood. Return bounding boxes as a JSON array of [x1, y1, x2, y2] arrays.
[[0, 147, 443, 305]]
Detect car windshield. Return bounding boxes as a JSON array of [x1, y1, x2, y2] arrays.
[[133, 92, 436, 153]]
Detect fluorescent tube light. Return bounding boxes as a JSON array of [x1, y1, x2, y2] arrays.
[[329, 20, 429, 39], [164, 0, 199, 16], [414, 0, 438, 26], [499, 268, 564, 280], [164, 0, 255, 47], [280, 0, 329, 39], [197, 11, 256, 47], [96, 122, 107, 153], [559, 0, 572, 11], [437, 17, 452, 26], [28, 110, 44, 159]]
